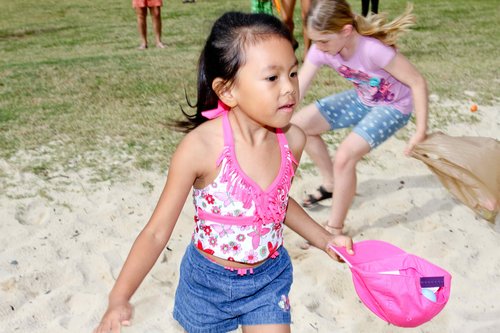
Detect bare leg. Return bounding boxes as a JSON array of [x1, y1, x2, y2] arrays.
[[291, 103, 334, 197], [135, 7, 148, 49], [150, 6, 164, 48], [280, 0, 297, 47], [243, 324, 290, 333], [293, 101, 373, 235], [327, 132, 371, 234], [300, 0, 311, 57], [305, 135, 334, 188]]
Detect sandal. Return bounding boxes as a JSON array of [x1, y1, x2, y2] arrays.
[[302, 185, 333, 208]]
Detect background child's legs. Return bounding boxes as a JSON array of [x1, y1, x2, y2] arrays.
[[299, 0, 311, 56], [371, 0, 379, 14], [243, 324, 291, 333], [279, 0, 297, 48], [291, 103, 334, 193], [328, 132, 370, 233], [362, 0, 379, 16], [134, 7, 148, 48], [292, 89, 364, 206], [149, 6, 164, 47], [361, 0, 369, 16], [280, 0, 311, 55], [328, 105, 411, 232]]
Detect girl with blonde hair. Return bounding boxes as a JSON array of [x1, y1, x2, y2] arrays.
[[292, 0, 428, 236]]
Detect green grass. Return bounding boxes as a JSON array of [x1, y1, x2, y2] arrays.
[[0, 0, 498, 181]]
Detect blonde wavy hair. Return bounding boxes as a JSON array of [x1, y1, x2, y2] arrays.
[[307, 0, 415, 47]]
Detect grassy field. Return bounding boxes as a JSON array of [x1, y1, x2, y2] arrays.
[[0, 0, 498, 181]]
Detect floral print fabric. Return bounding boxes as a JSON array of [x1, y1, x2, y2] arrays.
[[191, 114, 297, 263]]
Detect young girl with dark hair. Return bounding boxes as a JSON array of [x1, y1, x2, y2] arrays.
[[93, 11, 353, 333]]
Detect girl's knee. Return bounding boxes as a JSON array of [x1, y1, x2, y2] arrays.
[[333, 152, 350, 171], [334, 147, 364, 171]]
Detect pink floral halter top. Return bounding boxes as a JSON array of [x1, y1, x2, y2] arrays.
[[192, 113, 298, 264]]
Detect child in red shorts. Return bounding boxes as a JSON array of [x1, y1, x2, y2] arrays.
[[132, 0, 165, 49]]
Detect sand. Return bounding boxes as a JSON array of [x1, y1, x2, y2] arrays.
[[1, 103, 499, 333]]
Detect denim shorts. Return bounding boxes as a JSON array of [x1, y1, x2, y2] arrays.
[[173, 243, 293, 333], [316, 89, 411, 148]]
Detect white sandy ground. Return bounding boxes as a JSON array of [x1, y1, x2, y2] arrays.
[[0, 102, 499, 333]]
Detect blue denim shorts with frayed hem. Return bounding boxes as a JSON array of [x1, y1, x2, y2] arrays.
[[316, 89, 411, 148], [173, 243, 293, 333]]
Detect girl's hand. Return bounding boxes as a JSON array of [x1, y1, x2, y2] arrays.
[[93, 301, 133, 333], [404, 131, 427, 156], [325, 234, 354, 262]]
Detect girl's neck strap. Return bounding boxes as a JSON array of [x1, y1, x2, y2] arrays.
[[201, 100, 230, 119]]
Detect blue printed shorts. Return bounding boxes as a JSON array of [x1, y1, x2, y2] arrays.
[[173, 243, 293, 333], [316, 89, 411, 148]]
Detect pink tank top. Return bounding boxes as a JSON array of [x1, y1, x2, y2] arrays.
[[192, 113, 298, 264]]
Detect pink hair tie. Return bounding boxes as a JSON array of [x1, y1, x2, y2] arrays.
[[201, 100, 230, 119]]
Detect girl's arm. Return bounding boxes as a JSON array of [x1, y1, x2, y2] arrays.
[[298, 59, 320, 102], [384, 53, 429, 155], [95, 132, 206, 333], [108, 135, 199, 300]]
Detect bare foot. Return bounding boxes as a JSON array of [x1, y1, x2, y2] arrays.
[[138, 44, 147, 50], [156, 42, 165, 49]]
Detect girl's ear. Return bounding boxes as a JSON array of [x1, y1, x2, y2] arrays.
[[341, 24, 354, 36], [212, 78, 237, 108]]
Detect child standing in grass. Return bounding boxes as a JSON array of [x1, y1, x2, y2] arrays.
[[132, 0, 165, 49], [291, 0, 428, 235], [94, 11, 353, 333]]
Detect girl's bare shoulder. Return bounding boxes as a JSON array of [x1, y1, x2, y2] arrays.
[[174, 118, 225, 171], [282, 123, 306, 161]]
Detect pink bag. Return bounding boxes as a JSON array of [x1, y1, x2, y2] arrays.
[[331, 240, 452, 327]]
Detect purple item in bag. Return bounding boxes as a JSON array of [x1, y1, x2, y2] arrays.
[[331, 240, 452, 327]]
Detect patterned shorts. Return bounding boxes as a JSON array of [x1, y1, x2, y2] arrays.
[[316, 89, 411, 148]]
